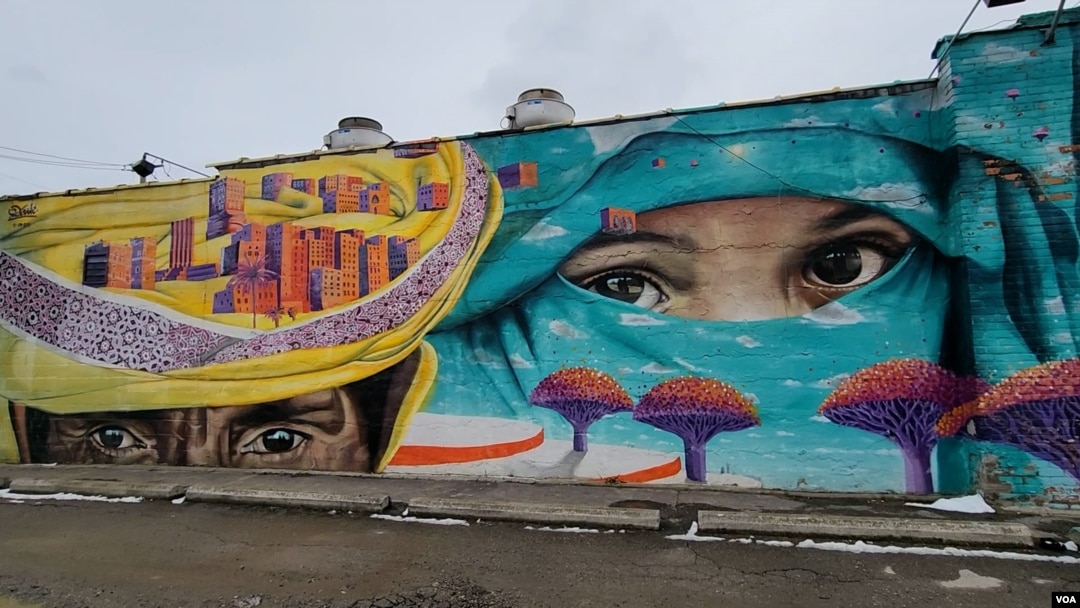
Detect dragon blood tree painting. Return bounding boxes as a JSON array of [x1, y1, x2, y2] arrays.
[[633, 376, 760, 483], [819, 358, 987, 494], [528, 367, 633, 452], [939, 358, 1080, 484]]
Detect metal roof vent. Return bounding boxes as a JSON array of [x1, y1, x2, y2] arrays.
[[323, 117, 393, 150], [503, 88, 575, 129]]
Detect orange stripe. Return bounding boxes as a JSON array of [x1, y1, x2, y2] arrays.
[[593, 456, 683, 484], [388, 428, 545, 466]]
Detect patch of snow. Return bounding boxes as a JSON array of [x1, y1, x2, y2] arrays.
[[904, 494, 995, 514], [665, 522, 724, 542], [1066, 541, 1078, 552], [370, 514, 469, 526], [939, 569, 1003, 590], [172, 496, 186, 505], [0, 489, 142, 503], [884, 566, 896, 575], [796, 539, 1080, 564], [524, 526, 600, 534]]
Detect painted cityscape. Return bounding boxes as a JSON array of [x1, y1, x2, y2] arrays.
[[81, 171, 448, 326]]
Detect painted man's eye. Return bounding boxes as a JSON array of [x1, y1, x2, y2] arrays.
[[245, 429, 310, 454], [803, 243, 895, 289], [90, 426, 145, 451], [582, 271, 668, 310]]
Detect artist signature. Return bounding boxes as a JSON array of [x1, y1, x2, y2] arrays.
[[7, 202, 37, 221]]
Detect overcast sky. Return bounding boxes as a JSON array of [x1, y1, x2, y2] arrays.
[[0, 0, 1069, 195]]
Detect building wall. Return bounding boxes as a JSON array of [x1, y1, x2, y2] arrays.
[[1, 7, 1079, 502]]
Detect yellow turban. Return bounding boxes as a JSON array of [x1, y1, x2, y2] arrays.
[[0, 141, 502, 463]]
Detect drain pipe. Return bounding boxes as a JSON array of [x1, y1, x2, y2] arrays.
[[1044, 0, 1067, 45]]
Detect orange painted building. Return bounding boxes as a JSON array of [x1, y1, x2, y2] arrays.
[[362, 235, 390, 295], [232, 280, 279, 316], [282, 237, 310, 313], [334, 231, 361, 300], [361, 182, 393, 215], [319, 174, 364, 194], [106, 243, 133, 288]]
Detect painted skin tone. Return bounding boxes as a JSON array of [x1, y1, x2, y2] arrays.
[[559, 197, 916, 321], [42, 388, 371, 471]]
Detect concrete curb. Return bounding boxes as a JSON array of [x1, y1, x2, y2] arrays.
[[0, 476, 9, 489], [697, 511, 1034, 548], [7, 477, 187, 500], [185, 486, 389, 512], [406, 497, 661, 530]]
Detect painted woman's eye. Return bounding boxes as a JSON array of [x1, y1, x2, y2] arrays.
[[804, 243, 894, 289], [90, 426, 145, 451], [582, 271, 667, 310], [245, 429, 309, 454]]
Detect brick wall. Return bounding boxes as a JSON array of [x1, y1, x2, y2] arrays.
[[942, 8, 1080, 507]]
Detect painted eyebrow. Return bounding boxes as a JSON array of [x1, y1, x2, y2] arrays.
[[812, 206, 896, 232], [571, 230, 697, 255]]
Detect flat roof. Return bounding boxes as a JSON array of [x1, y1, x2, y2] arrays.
[[1, 78, 936, 201]]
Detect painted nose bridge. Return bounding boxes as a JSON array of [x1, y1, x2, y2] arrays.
[[693, 244, 809, 321]]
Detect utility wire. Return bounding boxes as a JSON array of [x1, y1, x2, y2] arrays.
[[928, 0, 983, 80], [670, 115, 928, 205], [0, 153, 128, 171], [0, 144, 124, 167], [0, 170, 48, 191]]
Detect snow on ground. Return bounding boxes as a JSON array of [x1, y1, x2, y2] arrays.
[[904, 494, 995, 514], [939, 569, 1004, 589], [387, 439, 681, 482], [524, 526, 601, 534], [370, 514, 470, 526], [171, 496, 186, 505], [798, 540, 1080, 564], [666, 523, 1080, 563], [0, 489, 142, 504]]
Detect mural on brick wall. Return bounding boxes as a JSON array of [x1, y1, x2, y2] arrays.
[[3, 8, 1080, 498]]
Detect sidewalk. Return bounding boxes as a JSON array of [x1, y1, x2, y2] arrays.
[[2, 463, 1077, 551]]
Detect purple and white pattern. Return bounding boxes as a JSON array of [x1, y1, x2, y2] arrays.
[[0, 142, 490, 373]]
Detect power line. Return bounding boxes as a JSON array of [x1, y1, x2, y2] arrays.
[[0, 145, 124, 167], [0, 153, 129, 171], [0, 170, 48, 191], [928, 0, 983, 80]]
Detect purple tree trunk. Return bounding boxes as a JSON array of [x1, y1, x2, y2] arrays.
[[572, 422, 589, 452], [684, 442, 707, 483], [901, 448, 933, 494]]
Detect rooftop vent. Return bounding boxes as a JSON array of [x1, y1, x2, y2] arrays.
[[503, 88, 575, 130], [323, 117, 393, 150]]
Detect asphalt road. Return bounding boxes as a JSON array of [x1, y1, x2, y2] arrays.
[[0, 499, 1078, 608]]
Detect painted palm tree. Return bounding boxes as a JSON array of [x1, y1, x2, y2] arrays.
[[264, 307, 283, 328], [227, 252, 277, 328]]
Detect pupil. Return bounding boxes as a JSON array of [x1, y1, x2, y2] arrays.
[[599, 275, 644, 302], [98, 428, 125, 449], [814, 246, 862, 285], [261, 430, 296, 453]]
